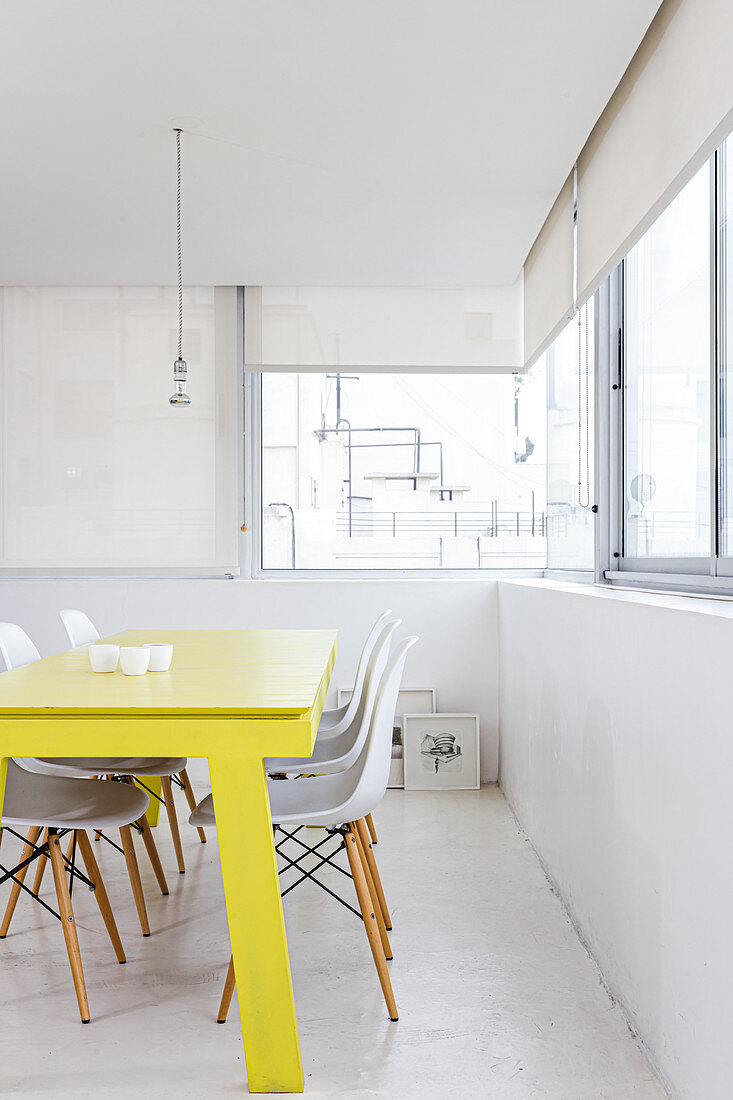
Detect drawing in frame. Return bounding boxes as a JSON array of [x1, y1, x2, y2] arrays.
[[402, 713, 480, 791]]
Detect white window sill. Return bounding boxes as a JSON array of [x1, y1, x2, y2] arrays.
[[498, 576, 733, 620]]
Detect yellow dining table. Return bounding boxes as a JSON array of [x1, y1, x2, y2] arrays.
[[0, 628, 337, 1094]]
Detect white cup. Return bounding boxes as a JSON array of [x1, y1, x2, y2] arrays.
[[143, 643, 173, 672], [119, 646, 151, 676], [89, 644, 120, 673]]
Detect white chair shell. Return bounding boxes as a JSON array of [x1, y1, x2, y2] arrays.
[[191, 636, 418, 831], [316, 610, 393, 740], [59, 609, 101, 648], [0, 622, 41, 671], [1, 758, 149, 830], [265, 619, 400, 775]]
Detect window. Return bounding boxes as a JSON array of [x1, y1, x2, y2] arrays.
[[248, 285, 545, 573], [546, 299, 595, 570], [0, 287, 239, 573], [257, 370, 546, 571], [720, 135, 733, 560], [623, 162, 711, 562], [601, 133, 733, 590]]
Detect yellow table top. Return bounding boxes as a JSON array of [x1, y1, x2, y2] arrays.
[[0, 629, 338, 717]]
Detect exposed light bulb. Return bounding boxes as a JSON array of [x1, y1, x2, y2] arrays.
[[169, 357, 191, 407]]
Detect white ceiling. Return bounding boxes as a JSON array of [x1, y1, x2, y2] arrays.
[[0, 0, 661, 286]]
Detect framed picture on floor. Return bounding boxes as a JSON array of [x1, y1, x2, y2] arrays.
[[337, 687, 436, 789], [337, 686, 436, 719], [402, 713, 480, 791]]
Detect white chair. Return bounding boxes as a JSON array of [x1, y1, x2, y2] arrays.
[[0, 621, 41, 668], [316, 610, 393, 740], [265, 618, 400, 776], [290, 608, 394, 846], [0, 758, 149, 1022], [263, 618, 400, 940], [0, 622, 195, 938], [59, 608, 100, 647], [191, 635, 418, 1024]]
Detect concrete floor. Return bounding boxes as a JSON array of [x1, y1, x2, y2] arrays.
[[0, 784, 665, 1099]]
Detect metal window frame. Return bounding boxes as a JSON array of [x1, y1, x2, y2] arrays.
[[602, 147, 733, 595], [543, 296, 598, 580], [594, 276, 613, 583]]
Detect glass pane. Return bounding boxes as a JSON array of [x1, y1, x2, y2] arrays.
[[260, 371, 546, 570], [624, 162, 711, 559], [721, 139, 733, 555], [546, 301, 595, 570]]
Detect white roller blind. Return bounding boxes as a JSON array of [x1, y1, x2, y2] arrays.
[[245, 285, 523, 373], [0, 286, 239, 573], [577, 0, 733, 305], [523, 172, 575, 370]]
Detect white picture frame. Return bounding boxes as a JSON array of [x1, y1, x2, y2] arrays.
[[336, 687, 436, 790], [388, 755, 404, 788], [337, 686, 436, 718], [402, 713, 480, 791]]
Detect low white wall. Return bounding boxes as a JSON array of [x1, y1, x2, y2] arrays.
[[0, 577, 499, 780], [498, 579, 733, 1100]]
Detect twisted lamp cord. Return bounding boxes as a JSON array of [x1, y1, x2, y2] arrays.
[[175, 128, 183, 360]]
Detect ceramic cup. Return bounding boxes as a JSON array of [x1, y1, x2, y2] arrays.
[[143, 643, 173, 672], [119, 646, 151, 676], [88, 644, 120, 673]]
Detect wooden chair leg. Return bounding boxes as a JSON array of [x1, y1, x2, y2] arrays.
[[121, 776, 169, 894], [161, 776, 186, 874], [75, 830, 126, 964], [0, 825, 42, 937], [217, 956, 236, 1023], [366, 812, 378, 845], [119, 824, 151, 936], [31, 828, 50, 897], [179, 768, 206, 843], [355, 818, 392, 930], [136, 812, 169, 895], [48, 830, 90, 1023], [353, 823, 392, 960], [344, 825, 398, 1021]]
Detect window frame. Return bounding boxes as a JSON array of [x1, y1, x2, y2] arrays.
[[601, 146, 733, 594], [544, 297, 598, 576]]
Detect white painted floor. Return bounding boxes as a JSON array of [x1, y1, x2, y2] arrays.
[[0, 785, 665, 1099]]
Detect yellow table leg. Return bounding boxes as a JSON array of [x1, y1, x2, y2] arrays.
[[209, 751, 303, 1094], [0, 755, 7, 815], [137, 776, 163, 826], [0, 756, 7, 853]]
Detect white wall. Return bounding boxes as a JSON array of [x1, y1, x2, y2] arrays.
[[0, 578, 499, 780], [498, 579, 733, 1100]]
